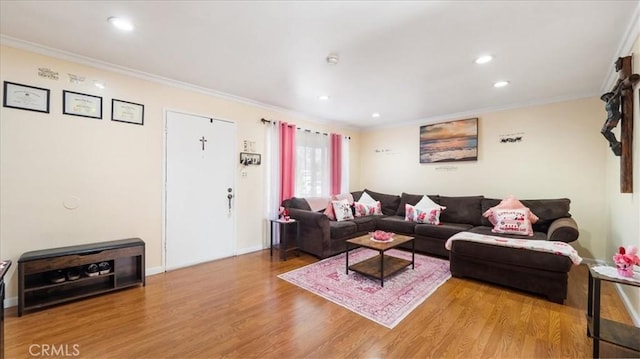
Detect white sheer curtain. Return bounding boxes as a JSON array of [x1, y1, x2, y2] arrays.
[[295, 130, 329, 197], [341, 136, 350, 193], [265, 121, 280, 245]]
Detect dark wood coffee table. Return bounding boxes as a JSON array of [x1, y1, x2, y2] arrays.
[[345, 234, 415, 287]]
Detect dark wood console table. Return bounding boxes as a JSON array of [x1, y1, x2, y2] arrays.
[[586, 265, 640, 358], [18, 238, 145, 316]]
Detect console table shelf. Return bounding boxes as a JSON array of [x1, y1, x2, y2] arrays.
[[18, 238, 145, 316], [587, 265, 640, 358]]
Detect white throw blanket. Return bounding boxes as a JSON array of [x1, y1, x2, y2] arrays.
[[445, 231, 583, 265], [305, 196, 331, 212]]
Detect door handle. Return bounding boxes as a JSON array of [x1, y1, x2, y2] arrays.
[[227, 188, 233, 213]]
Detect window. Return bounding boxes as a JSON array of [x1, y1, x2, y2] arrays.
[[295, 130, 329, 197]]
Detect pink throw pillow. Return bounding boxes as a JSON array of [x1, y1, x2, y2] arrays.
[[483, 195, 539, 225], [324, 193, 355, 220], [324, 201, 336, 220], [491, 208, 534, 236]]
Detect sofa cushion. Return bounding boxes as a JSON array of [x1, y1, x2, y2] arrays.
[[329, 220, 357, 238], [414, 222, 473, 239], [360, 189, 401, 216], [396, 193, 440, 217], [287, 197, 311, 211], [351, 216, 377, 233], [521, 199, 571, 233], [468, 226, 547, 241], [376, 216, 415, 234], [438, 195, 484, 226], [449, 240, 572, 272]]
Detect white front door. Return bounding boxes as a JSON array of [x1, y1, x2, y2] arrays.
[[165, 111, 236, 270]]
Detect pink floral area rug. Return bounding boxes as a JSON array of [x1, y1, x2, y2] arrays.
[[278, 248, 451, 329]]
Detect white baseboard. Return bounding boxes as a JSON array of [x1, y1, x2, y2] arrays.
[[4, 296, 17, 309], [235, 245, 265, 256], [615, 284, 640, 326], [146, 266, 164, 276]]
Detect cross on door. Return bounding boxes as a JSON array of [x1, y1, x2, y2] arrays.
[[199, 136, 207, 151]]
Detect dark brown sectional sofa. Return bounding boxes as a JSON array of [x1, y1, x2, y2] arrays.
[[284, 189, 580, 303]]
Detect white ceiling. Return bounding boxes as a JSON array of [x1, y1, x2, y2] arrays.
[[1, 1, 638, 129]]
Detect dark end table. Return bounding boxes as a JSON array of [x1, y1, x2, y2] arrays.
[[269, 219, 300, 261]]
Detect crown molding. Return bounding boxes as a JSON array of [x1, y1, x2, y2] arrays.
[[364, 91, 599, 132], [601, 2, 640, 92], [0, 34, 334, 127]]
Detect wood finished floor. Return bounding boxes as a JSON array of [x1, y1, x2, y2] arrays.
[[4, 249, 638, 358]]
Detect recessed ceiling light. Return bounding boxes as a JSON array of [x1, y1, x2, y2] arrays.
[[372, 113, 380, 118], [318, 95, 330, 100], [94, 81, 105, 89], [475, 55, 493, 64], [493, 80, 510, 88], [108, 17, 134, 31]]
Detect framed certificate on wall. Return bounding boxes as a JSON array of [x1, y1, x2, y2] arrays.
[[111, 99, 144, 125], [63, 90, 102, 119], [3, 81, 50, 113]]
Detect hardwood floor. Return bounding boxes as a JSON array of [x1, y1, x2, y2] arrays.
[[4, 249, 637, 358]]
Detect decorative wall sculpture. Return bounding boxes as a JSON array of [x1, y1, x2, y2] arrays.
[[600, 56, 639, 193]]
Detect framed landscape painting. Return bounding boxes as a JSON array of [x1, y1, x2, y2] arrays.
[[419, 118, 478, 163]]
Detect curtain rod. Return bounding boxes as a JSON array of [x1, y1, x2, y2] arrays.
[[260, 118, 351, 139]]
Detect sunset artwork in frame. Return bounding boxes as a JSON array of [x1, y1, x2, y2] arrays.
[[419, 118, 478, 163]]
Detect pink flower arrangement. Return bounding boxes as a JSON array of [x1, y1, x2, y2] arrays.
[[613, 245, 640, 277], [370, 230, 394, 242], [279, 206, 290, 221]]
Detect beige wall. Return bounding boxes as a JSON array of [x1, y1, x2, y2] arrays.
[[604, 36, 639, 324], [0, 45, 360, 300], [359, 97, 608, 260]]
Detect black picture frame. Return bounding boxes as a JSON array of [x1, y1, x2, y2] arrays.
[[62, 90, 102, 119], [240, 152, 261, 166], [111, 99, 144, 125], [3, 81, 50, 113]]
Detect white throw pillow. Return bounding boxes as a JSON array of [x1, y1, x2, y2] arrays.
[[354, 201, 383, 217], [405, 204, 442, 225], [358, 191, 377, 205], [415, 195, 445, 211], [332, 199, 354, 221]]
